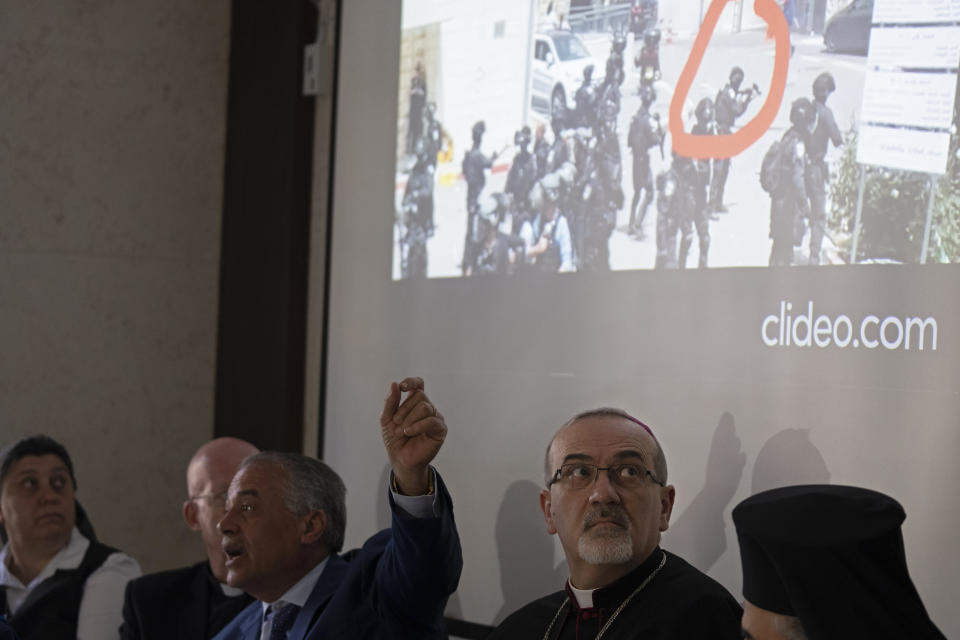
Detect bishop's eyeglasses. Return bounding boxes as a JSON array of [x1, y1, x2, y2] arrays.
[[548, 463, 665, 490]]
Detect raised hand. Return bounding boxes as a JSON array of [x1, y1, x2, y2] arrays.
[[379, 377, 447, 495]]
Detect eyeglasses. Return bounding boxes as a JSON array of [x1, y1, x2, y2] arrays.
[[188, 490, 228, 510], [548, 463, 664, 490]]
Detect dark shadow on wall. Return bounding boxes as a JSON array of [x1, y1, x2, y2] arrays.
[[751, 428, 831, 494], [494, 479, 567, 625], [666, 411, 747, 572]]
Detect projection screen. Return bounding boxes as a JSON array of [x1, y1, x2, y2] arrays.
[[324, 0, 960, 633]]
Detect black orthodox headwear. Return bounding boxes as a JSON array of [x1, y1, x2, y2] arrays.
[[733, 485, 945, 640]]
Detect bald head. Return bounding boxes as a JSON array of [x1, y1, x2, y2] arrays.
[[186, 438, 259, 496], [545, 408, 667, 486], [184, 437, 258, 582]]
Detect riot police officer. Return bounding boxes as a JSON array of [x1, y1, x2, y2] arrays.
[[607, 30, 628, 88], [546, 110, 572, 175], [683, 97, 715, 268], [806, 71, 843, 264], [580, 102, 623, 271], [598, 56, 623, 125], [769, 98, 814, 266], [423, 102, 443, 170], [461, 121, 499, 275], [505, 126, 539, 234], [406, 61, 427, 154], [573, 64, 597, 129], [627, 85, 664, 238], [654, 152, 697, 269], [399, 139, 434, 279], [711, 66, 760, 213]]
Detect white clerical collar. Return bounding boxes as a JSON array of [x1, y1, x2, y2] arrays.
[[259, 555, 329, 616], [568, 581, 596, 609], [219, 581, 244, 597]]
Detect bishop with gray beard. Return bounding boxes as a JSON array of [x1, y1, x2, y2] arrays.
[[487, 408, 742, 640]]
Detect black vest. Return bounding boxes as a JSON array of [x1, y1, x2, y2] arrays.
[[1, 540, 116, 640]]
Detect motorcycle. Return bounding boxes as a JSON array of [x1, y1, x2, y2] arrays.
[[635, 28, 661, 91]]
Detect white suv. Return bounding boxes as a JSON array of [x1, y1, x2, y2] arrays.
[[531, 30, 599, 120]]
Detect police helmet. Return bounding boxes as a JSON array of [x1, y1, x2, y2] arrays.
[[812, 72, 836, 101], [789, 97, 816, 128], [477, 195, 501, 226], [583, 64, 595, 81], [695, 97, 714, 123], [730, 66, 745, 86], [639, 84, 656, 107], [472, 121, 486, 142], [643, 28, 661, 48], [539, 172, 562, 205], [612, 31, 627, 54], [515, 126, 532, 148]]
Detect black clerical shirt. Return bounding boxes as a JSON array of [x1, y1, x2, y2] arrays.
[[489, 548, 742, 640]]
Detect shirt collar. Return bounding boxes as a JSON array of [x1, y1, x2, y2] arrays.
[[0, 526, 87, 590], [259, 555, 329, 616], [568, 582, 595, 609]]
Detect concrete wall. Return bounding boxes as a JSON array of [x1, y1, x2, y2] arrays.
[[0, 1, 230, 572]]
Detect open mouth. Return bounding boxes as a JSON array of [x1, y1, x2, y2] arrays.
[[222, 542, 245, 565]]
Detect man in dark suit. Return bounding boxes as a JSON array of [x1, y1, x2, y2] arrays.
[[120, 438, 259, 639], [213, 377, 461, 640], [0, 616, 19, 640]]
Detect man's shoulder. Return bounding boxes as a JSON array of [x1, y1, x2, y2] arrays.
[[656, 550, 742, 615], [127, 561, 207, 598], [487, 590, 566, 639]]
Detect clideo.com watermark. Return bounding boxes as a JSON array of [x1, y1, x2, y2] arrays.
[[761, 301, 938, 351]]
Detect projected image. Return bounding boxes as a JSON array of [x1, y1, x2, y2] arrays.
[[392, 0, 960, 279]]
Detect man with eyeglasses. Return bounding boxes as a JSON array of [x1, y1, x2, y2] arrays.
[[120, 437, 259, 639], [489, 408, 742, 639]]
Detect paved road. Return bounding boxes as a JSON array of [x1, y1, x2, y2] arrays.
[[394, 27, 868, 278]]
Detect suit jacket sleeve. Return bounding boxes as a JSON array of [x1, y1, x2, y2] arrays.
[[119, 579, 140, 640], [372, 470, 463, 632]]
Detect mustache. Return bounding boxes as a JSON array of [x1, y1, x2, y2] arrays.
[[583, 505, 629, 529]]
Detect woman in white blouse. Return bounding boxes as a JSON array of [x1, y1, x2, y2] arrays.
[[0, 435, 140, 639]]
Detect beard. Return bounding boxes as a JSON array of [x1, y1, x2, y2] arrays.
[[578, 506, 634, 565]]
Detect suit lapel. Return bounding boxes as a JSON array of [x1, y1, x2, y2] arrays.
[[288, 554, 349, 639]]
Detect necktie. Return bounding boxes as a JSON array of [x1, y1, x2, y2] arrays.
[[267, 602, 301, 640]]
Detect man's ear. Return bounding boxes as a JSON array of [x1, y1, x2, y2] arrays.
[[658, 485, 676, 532], [540, 489, 558, 535], [183, 500, 200, 531], [301, 510, 327, 545]]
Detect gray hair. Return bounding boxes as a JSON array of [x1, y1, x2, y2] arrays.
[[544, 408, 668, 486], [240, 452, 347, 553]]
